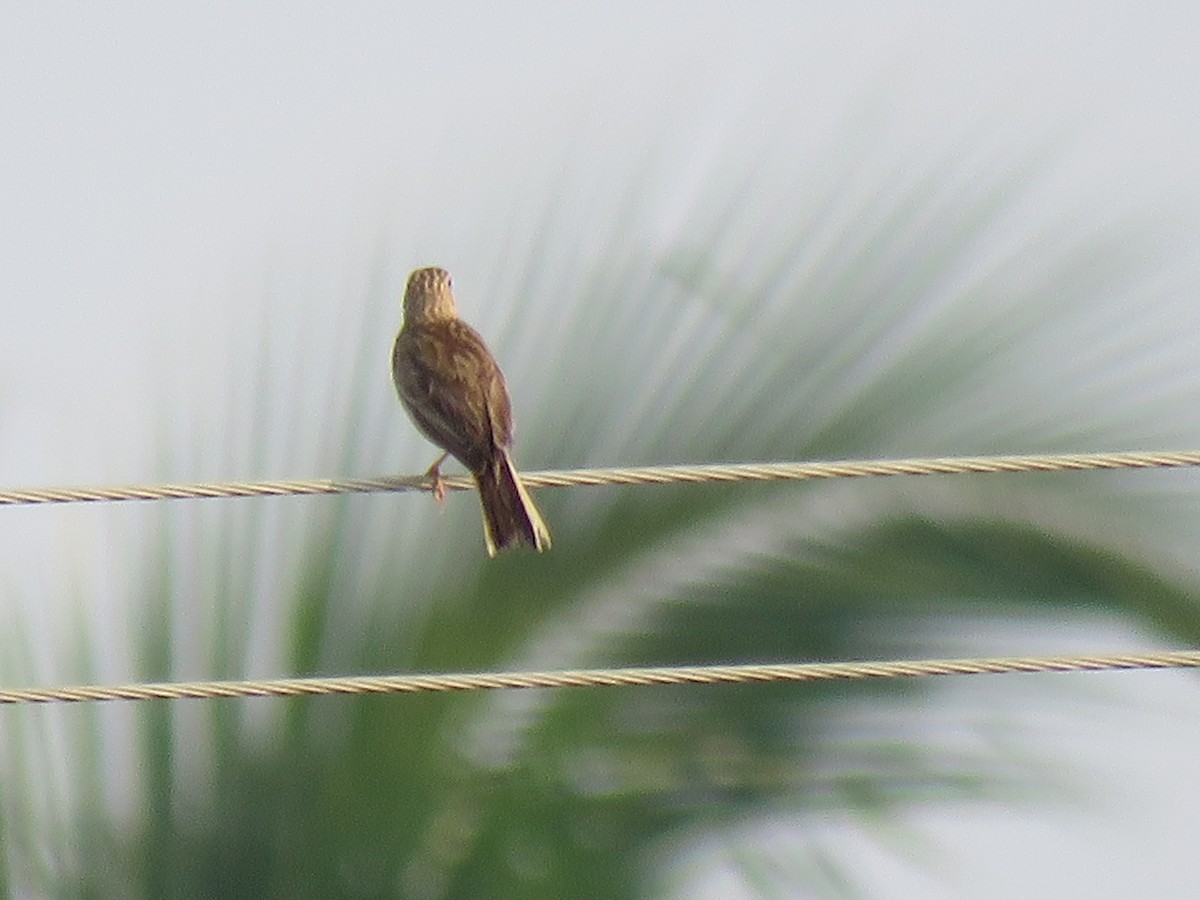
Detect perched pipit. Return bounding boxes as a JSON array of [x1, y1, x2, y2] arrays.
[[392, 266, 551, 556]]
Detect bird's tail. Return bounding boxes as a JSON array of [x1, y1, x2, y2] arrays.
[[474, 450, 552, 557]]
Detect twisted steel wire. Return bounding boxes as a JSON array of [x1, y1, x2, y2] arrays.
[[1, 450, 1198, 507], [1, 651, 1198, 706]]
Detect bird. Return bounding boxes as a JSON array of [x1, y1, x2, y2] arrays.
[[391, 266, 551, 557]]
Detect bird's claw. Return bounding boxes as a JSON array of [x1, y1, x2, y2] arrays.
[[426, 453, 449, 506]]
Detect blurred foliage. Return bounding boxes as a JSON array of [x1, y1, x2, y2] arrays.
[[6, 133, 1200, 899]]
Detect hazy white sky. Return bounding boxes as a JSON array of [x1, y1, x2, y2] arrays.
[[3, 3, 1200, 482], [3, 3, 1200, 896]]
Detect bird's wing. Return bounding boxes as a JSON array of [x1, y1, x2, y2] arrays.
[[393, 320, 512, 472]]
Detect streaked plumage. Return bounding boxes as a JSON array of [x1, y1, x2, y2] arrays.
[[392, 267, 551, 556]]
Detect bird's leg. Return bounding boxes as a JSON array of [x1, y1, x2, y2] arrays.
[[425, 452, 450, 505]]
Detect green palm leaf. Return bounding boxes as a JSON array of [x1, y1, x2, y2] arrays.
[[16, 140, 1200, 898]]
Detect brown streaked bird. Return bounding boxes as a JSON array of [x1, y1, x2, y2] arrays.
[[392, 266, 551, 557]]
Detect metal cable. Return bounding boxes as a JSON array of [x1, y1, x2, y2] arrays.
[[1, 450, 1199, 507], [2, 651, 1198, 705]]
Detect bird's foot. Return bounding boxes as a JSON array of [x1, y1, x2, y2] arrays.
[[426, 452, 449, 506]]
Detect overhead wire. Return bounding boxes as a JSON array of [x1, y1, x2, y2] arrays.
[[1, 651, 1198, 706], [0, 449, 1198, 507]]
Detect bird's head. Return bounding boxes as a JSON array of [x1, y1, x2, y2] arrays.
[[403, 267, 458, 323]]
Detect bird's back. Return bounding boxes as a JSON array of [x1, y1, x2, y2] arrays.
[[392, 318, 513, 474]]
